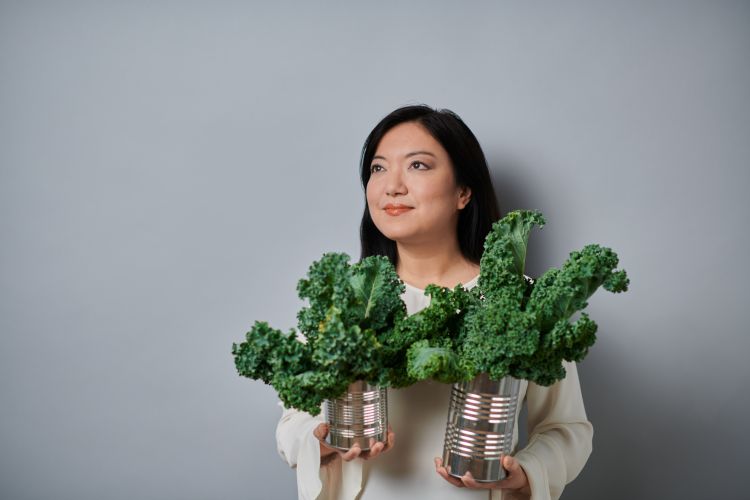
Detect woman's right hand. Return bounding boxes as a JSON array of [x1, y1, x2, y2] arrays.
[[314, 423, 395, 463]]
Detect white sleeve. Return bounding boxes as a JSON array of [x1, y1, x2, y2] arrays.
[[511, 361, 594, 500], [275, 401, 329, 499], [275, 401, 365, 500]]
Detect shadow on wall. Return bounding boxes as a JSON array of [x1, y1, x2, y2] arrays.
[[486, 154, 557, 277], [488, 157, 536, 219], [564, 354, 642, 499], [572, 335, 744, 500], [486, 156, 626, 498], [563, 351, 701, 500]]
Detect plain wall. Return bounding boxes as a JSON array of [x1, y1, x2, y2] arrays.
[[1, 1, 748, 499]]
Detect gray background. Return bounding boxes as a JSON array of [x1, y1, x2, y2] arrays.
[[1, 1, 748, 499]]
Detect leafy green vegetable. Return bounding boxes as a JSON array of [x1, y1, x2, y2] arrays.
[[404, 209, 629, 386], [233, 252, 413, 415], [406, 338, 471, 384], [233, 210, 630, 414], [478, 210, 546, 307], [380, 282, 478, 387]]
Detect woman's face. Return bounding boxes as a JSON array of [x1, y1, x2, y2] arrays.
[[366, 121, 471, 245]]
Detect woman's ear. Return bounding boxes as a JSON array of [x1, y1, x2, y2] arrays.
[[458, 186, 472, 210]]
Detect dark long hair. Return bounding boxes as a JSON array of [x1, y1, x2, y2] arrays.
[[359, 104, 500, 266]]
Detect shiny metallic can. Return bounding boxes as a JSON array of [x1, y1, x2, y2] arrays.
[[324, 380, 388, 451], [442, 373, 521, 482]]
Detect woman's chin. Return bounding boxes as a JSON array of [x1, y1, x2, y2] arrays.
[[380, 229, 420, 244]]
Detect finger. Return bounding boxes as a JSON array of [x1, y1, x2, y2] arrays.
[[436, 467, 465, 487], [460, 471, 493, 489], [496, 476, 522, 490], [444, 465, 466, 488], [383, 426, 394, 446], [493, 470, 522, 490], [366, 440, 385, 459], [313, 423, 329, 440], [503, 455, 520, 473], [499, 456, 527, 490], [433, 458, 465, 488], [342, 445, 362, 461], [386, 430, 395, 448], [379, 433, 394, 455]]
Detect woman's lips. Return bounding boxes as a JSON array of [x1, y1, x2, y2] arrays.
[[384, 207, 413, 216]]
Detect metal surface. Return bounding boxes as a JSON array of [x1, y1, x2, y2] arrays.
[[442, 373, 521, 482], [324, 380, 387, 452]]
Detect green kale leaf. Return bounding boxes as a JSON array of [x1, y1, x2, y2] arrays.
[[233, 252, 408, 415]]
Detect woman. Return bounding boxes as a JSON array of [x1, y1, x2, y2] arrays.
[[276, 105, 593, 499]]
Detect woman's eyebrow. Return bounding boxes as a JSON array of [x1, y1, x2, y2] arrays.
[[372, 150, 437, 161]]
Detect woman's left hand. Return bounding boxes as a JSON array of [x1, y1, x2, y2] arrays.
[[434, 455, 531, 495]]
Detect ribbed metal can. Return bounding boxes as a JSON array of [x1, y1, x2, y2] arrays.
[[324, 380, 388, 452], [442, 373, 521, 482]]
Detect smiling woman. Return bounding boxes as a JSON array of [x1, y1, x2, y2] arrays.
[[359, 107, 500, 291], [366, 122, 472, 265], [275, 104, 593, 500]]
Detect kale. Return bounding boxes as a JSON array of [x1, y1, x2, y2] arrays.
[[233, 252, 411, 415], [478, 210, 546, 308], [405, 209, 629, 386], [380, 282, 479, 387], [233, 210, 629, 414]]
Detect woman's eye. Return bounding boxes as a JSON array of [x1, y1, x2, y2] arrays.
[[411, 161, 429, 170], [370, 164, 383, 173]]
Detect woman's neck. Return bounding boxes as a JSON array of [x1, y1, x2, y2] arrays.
[[395, 241, 479, 290]]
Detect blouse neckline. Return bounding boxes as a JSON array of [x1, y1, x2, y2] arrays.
[[402, 273, 480, 293]]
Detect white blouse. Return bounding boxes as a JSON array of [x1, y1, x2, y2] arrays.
[[276, 276, 593, 500]]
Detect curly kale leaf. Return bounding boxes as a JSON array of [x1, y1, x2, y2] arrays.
[[232, 321, 309, 385], [269, 371, 324, 415], [604, 269, 629, 293], [267, 368, 358, 416], [526, 243, 629, 333], [380, 282, 477, 387], [311, 304, 381, 380], [348, 255, 407, 333], [295, 252, 352, 343], [478, 210, 545, 307], [460, 295, 540, 381], [452, 210, 628, 386], [406, 339, 472, 384], [511, 312, 598, 386], [234, 251, 409, 415], [384, 283, 476, 353], [301, 254, 406, 383], [296, 252, 406, 343]]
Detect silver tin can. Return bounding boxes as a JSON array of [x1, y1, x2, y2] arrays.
[[442, 373, 521, 482], [324, 380, 388, 451]]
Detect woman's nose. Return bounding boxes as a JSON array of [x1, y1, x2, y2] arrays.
[[385, 169, 406, 196]]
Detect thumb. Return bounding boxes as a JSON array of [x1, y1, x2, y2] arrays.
[[314, 423, 329, 439], [502, 455, 519, 472]]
